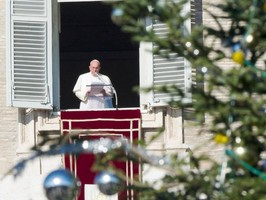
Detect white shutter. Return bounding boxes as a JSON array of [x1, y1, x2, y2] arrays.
[[152, 21, 191, 104], [139, 1, 192, 108], [7, 0, 58, 109], [151, 3, 192, 105], [190, 0, 203, 89]]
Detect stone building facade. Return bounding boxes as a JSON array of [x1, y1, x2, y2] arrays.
[[0, 0, 226, 199]]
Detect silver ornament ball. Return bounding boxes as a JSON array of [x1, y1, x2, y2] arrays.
[[94, 171, 123, 196], [111, 8, 124, 25], [43, 169, 81, 200]]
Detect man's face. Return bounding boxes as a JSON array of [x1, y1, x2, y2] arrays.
[[89, 62, 101, 76]]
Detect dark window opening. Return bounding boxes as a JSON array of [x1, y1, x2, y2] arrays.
[[59, 2, 139, 109]]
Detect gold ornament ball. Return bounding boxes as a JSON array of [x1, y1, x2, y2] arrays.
[[232, 51, 244, 65], [214, 133, 229, 144]]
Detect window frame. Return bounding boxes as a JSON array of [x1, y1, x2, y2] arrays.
[[139, 1, 192, 108], [6, 0, 194, 111]]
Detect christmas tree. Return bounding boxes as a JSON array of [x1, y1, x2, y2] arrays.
[[108, 0, 266, 199], [5, 0, 266, 199]]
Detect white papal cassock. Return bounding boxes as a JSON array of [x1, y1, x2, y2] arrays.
[[73, 72, 113, 109]]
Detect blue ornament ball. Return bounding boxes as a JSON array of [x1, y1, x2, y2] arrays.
[[94, 171, 123, 195], [231, 42, 241, 52], [111, 8, 124, 25], [43, 169, 81, 200]]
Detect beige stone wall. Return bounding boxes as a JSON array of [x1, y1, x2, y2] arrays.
[[0, 1, 62, 199], [0, 0, 18, 175], [183, 0, 228, 166]]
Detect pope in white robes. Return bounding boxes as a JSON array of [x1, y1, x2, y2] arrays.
[[73, 59, 113, 110]]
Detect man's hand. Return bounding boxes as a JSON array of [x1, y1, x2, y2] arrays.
[[86, 86, 91, 95], [100, 89, 106, 96]]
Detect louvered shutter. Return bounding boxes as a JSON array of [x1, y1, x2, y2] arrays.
[[139, 1, 193, 108], [190, 0, 203, 89], [181, 0, 203, 120], [152, 21, 191, 105], [150, 1, 192, 106], [7, 0, 58, 109]]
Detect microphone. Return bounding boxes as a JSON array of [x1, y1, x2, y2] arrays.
[[95, 73, 118, 110]]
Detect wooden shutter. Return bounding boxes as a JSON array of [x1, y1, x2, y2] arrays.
[[7, 0, 58, 109]]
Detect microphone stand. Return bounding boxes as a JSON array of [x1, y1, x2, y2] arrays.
[[112, 86, 118, 110]]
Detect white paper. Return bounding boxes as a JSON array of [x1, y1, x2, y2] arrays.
[[84, 184, 118, 200], [89, 83, 104, 96]]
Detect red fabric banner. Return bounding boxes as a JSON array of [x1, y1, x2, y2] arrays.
[[61, 109, 141, 200]]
